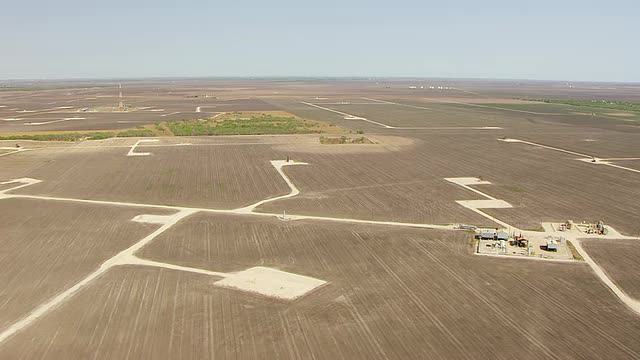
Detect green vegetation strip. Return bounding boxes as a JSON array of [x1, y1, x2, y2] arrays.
[[529, 99, 640, 112], [0, 113, 333, 142], [162, 114, 323, 136], [0, 129, 154, 142], [319, 136, 370, 144]]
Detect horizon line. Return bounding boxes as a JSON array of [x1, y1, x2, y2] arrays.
[[1, 75, 639, 85]]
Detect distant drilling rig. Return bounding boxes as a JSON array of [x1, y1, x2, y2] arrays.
[[117, 83, 127, 111]]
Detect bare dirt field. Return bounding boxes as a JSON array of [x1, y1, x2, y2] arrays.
[[0, 197, 170, 333], [1, 78, 639, 359], [3, 142, 291, 209], [0, 84, 278, 132], [257, 148, 496, 227], [3, 215, 639, 359], [583, 239, 640, 299], [257, 132, 640, 234], [614, 160, 640, 172]]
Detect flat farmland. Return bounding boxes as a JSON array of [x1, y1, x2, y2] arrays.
[[436, 101, 585, 115], [367, 97, 640, 135], [615, 160, 640, 171], [312, 102, 509, 128], [258, 149, 495, 227], [1, 85, 279, 132], [0, 197, 170, 333], [5, 214, 624, 359], [5, 141, 291, 209], [258, 133, 640, 234], [444, 136, 640, 234], [429, 101, 640, 132], [583, 239, 640, 299], [1, 79, 640, 359], [497, 130, 640, 158]]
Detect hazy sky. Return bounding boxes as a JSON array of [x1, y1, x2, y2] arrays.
[[1, 0, 638, 81]]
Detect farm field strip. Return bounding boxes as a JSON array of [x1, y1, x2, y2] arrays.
[[361, 97, 431, 110], [0, 140, 310, 156], [0, 175, 469, 230], [300, 102, 392, 128], [301, 101, 503, 130], [422, 97, 574, 115], [500, 138, 640, 174], [2, 146, 640, 341]]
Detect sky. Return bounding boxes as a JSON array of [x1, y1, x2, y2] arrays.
[[1, 0, 638, 82]]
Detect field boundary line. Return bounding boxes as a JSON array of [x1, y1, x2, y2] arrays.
[[422, 97, 572, 115], [571, 239, 640, 315], [301, 101, 502, 130], [360, 97, 431, 110], [499, 138, 640, 174], [0, 208, 196, 345], [301, 101, 393, 128]]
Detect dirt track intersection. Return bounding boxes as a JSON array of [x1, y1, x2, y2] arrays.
[[1, 79, 640, 359]]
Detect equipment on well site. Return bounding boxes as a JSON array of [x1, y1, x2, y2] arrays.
[[479, 229, 497, 240], [459, 224, 477, 231], [546, 240, 558, 252]]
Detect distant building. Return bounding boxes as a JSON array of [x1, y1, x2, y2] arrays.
[[479, 229, 497, 240]]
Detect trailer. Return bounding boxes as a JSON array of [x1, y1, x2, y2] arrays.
[[478, 229, 497, 240]]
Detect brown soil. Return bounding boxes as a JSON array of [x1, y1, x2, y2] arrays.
[[3, 215, 639, 359], [583, 239, 640, 299], [6, 144, 291, 209], [0, 197, 170, 332]]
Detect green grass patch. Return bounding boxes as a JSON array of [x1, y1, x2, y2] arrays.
[[0, 128, 156, 142], [116, 129, 155, 137], [0, 112, 339, 142], [528, 99, 640, 112], [163, 114, 324, 136], [0, 132, 115, 141]]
